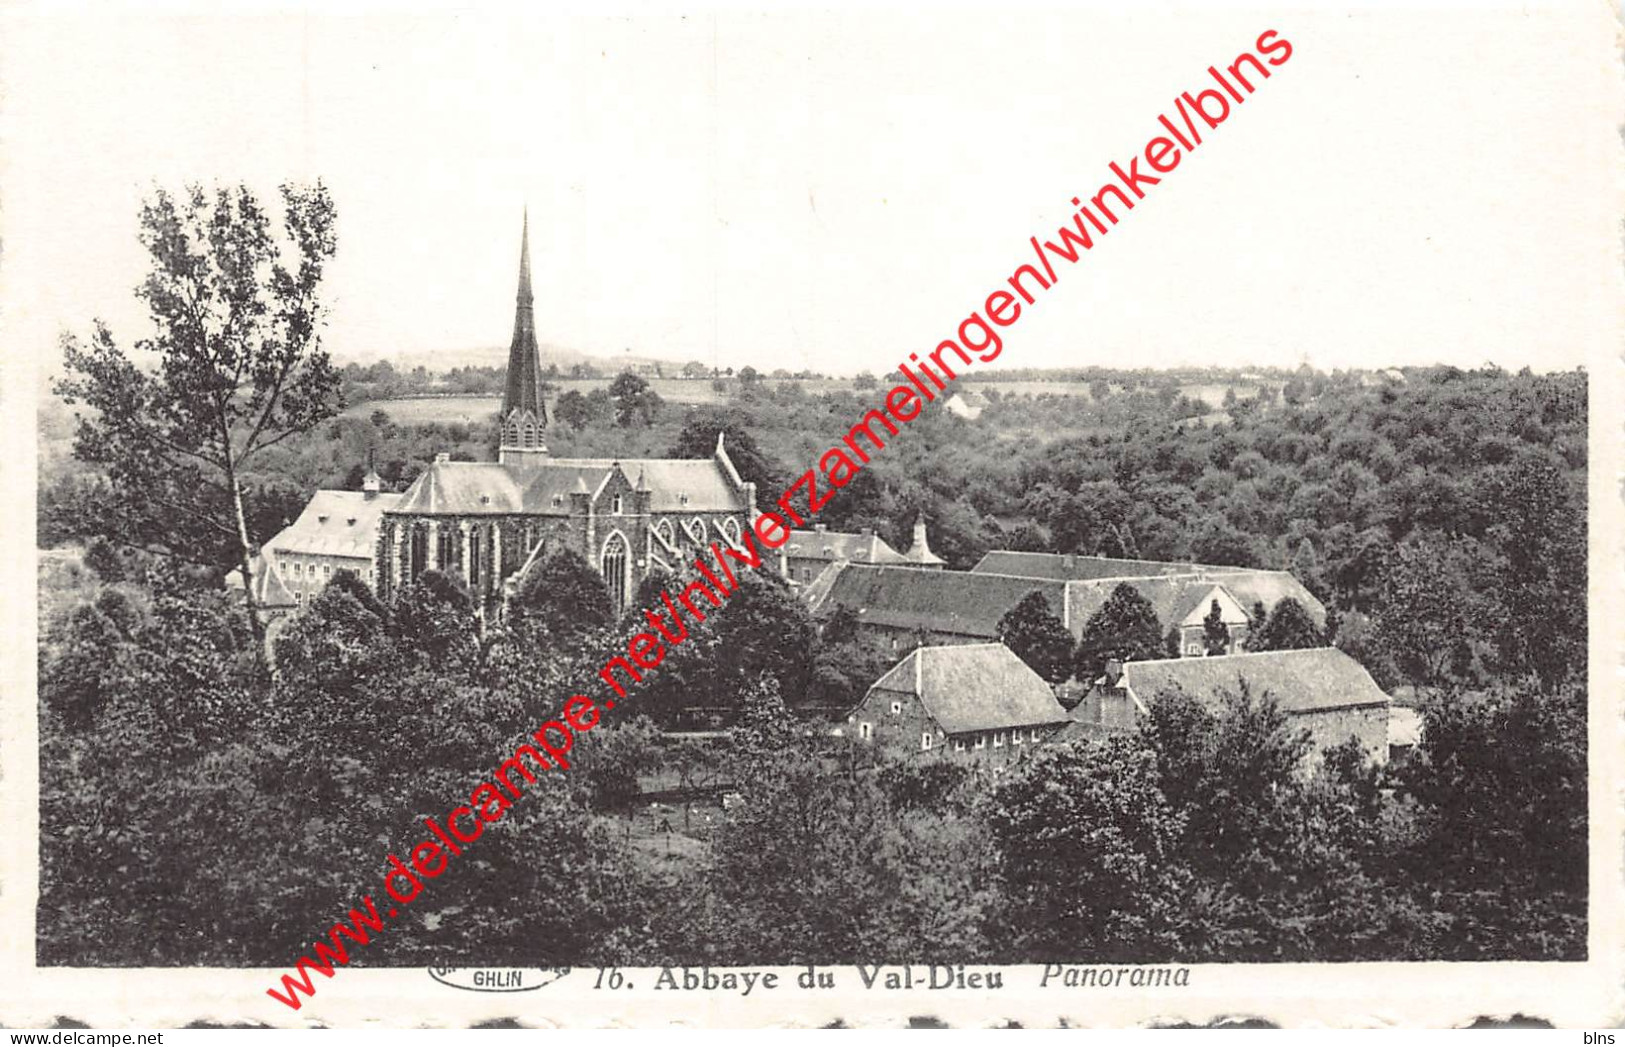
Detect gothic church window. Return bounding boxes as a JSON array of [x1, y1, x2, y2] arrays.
[[601, 531, 630, 616]]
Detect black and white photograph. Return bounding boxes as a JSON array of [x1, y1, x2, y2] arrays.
[[2, 0, 1620, 1032]]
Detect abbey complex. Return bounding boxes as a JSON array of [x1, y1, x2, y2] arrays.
[[254, 215, 1396, 766]]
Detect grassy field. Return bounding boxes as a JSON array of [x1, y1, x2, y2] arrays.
[[344, 396, 505, 424]]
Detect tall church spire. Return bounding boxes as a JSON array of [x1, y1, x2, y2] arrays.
[[516, 207, 534, 307], [500, 209, 548, 467]]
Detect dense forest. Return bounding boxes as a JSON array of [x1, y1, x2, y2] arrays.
[[37, 360, 1588, 965]]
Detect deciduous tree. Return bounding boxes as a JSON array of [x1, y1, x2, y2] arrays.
[[509, 549, 614, 644], [608, 371, 663, 427], [1074, 582, 1165, 680], [996, 590, 1075, 683], [1251, 597, 1324, 651], [986, 738, 1188, 961], [54, 183, 342, 642]]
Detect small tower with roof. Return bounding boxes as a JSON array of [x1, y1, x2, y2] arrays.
[[900, 516, 946, 570]]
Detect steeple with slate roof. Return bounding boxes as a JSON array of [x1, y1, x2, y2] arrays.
[[500, 209, 549, 467]]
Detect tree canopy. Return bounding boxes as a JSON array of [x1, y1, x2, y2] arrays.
[[995, 590, 1075, 684], [53, 182, 342, 638], [510, 549, 614, 644], [1074, 582, 1165, 680], [1249, 596, 1324, 652]]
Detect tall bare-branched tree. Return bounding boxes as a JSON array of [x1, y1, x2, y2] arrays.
[[54, 183, 341, 641]]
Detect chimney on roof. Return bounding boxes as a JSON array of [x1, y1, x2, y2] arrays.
[[362, 449, 382, 499]]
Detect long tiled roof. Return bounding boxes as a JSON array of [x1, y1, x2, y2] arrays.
[[1209, 571, 1327, 625], [868, 643, 1071, 734], [1062, 571, 1325, 632], [388, 457, 747, 517], [973, 551, 1325, 629], [811, 564, 1067, 638], [786, 528, 907, 565], [1120, 648, 1389, 715], [391, 463, 526, 515], [266, 490, 402, 561], [972, 550, 1248, 581], [629, 459, 749, 513], [812, 561, 1322, 641]]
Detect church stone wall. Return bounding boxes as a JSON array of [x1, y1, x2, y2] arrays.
[[376, 500, 751, 618]]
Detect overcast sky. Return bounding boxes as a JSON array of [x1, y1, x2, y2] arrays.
[[4, 2, 1620, 377]]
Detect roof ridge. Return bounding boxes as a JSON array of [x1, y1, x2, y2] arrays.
[[1129, 646, 1338, 667], [547, 456, 720, 466], [842, 563, 1060, 583]]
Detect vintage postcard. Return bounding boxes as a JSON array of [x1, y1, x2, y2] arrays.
[[1, 0, 1621, 1031]]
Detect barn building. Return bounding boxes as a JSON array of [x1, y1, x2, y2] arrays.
[[1067, 647, 1393, 763], [841, 643, 1072, 765]]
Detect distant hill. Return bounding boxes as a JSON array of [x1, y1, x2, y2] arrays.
[[335, 341, 677, 374]]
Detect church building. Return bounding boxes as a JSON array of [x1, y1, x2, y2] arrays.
[[373, 214, 759, 616]]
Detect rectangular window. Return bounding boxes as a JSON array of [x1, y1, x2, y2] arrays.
[[993, 731, 1005, 749], [1012, 731, 1022, 746], [973, 734, 986, 750], [859, 722, 873, 740], [921, 733, 933, 751], [952, 738, 966, 753], [324, 563, 332, 578], [1032, 728, 1042, 743], [1186, 643, 1202, 656]]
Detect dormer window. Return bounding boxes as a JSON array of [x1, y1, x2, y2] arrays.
[[679, 493, 690, 507], [552, 494, 563, 508], [346, 517, 357, 526], [317, 515, 329, 524], [480, 494, 490, 505]]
